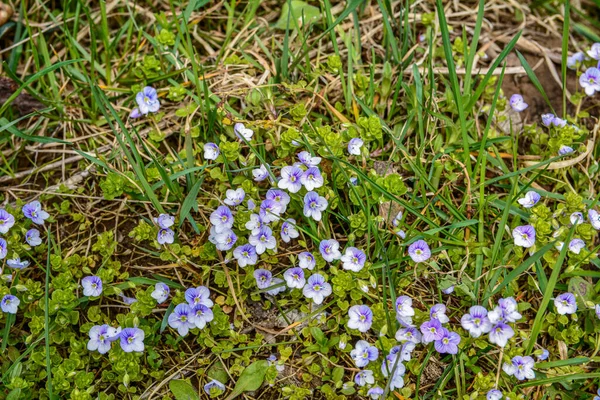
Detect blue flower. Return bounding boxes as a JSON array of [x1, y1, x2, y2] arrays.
[[408, 240, 431, 262], [119, 327, 145, 353], [517, 191, 541, 208], [555, 292, 577, 315], [210, 206, 234, 234], [283, 267, 305, 289], [347, 305, 373, 332], [434, 329, 460, 354], [0, 238, 8, 259], [509, 94, 528, 112], [157, 228, 175, 245], [135, 86, 160, 115], [254, 269, 273, 290], [192, 304, 214, 329], [347, 138, 364, 155], [568, 238, 585, 254], [350, 340, 379, 368], [587, 43, 600, 60], [234, 122, 253, 141], [303, 191, 328, 221], [204, 143, 220, 160], [22, 201, 50, 225], [302, 273, 332, 305], [168, 303, 196, 336], [489, 322, 514, 347], [300, 167, 324, 191], [185, 286, 213, 308], [503, 355, 535, 380], [537, 348, 549, 361], [420, 319, 445, 344], [249, 226, 276, 254], [266, 189, 290, 214], [225, 188, 245, 207], [395, 326, 422, 344], [461, 306, 492, 338], [280, 219, 299, 243], [87, 324, 120, 354], [559, 145, 574, 156], [82, 276, 103, 297], [367, 387, 384, 399], [395, 295, 415, 325], [0, 209, 15, 234], [354, 370, 374, 387], [541, 113, 555, 126], [6, 257, 29, 270], [245, 213, 265, 235], [233, 244, 258, 268], [151, 283, 170, 304], [566, 52, 585, 69], [512, 225, 536, 248], [588, 209, 600, 230], [1, 294, 19, 314], [154, 214, 175, 229], [319, 239, 341, 262], [340, 247, 366, 272], [24, 229, 42, 247], [298, 251, 316, 270], [296, 151, 321, 167], [252, 164, 269, 181], [259, 199, 282, 223], [570, 211, 584, 225], [214, 229, 237, 251], [580, 67, 600, 96], [278, 166, 304, 193], [430, 304, 449, 324], [204, 379, 226, 396], [486, 389, 503, 400]]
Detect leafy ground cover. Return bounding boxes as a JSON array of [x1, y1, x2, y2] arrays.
[[1, 0, 600, 399]]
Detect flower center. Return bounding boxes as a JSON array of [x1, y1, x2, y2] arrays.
[[99, 335, 105, 341], [443, 338, 449, 344], [415, 250, 422, 255], [260, 235, 267, 242], [359, 315, 366, 322], [521, 234, 528, 239], [221, 215, 228, 222], [429, 328, 436, 333], [352, 256, 358, 263], [313, 285, 321, 291], [242, 251, 248, 257], [181, 316, 187, 322], [474, 318, 481, 325], [127, 336, 134, 343], [290, 176, 297, 182]]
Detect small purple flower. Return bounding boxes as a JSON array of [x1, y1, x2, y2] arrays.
[[119, 327, 145, 353], [512, 225, 536, 248], [340, 247, 367, 272], [595, 304, 600, 319], [420, 319, 445, 344], [135, 86, 160, 115], [552, 117, 567, 127], [168, 303, 196, 336], [1, 294, 19, 314], [82, 276, 103, 297], [568, 238, 585, 254], [157, 228, 175, 245], [489, 297, 522, 323], [214, 229, 237, 251], [461, 306, 492, 338], [350, 340, 379, 368], [249, 226, 276, 254], [587, 43, 600, 60], [204, 379, 226, 396], [298, 251, 316, 270], [129, 108, 141, 118], [517, 191, 541, 208], [541, 113, 555, 126], [22, 201, 50, 225], [6, 258, 29, 270], [210, 206, 234, 234], [185, 286, 213, 308], [393, 211, 403, 227], [120, 294, 137, 305], [395, 326, 422, 344], [254, 269, 273, 290], [283, 267, 305, 289], [0, 238, 7, 259], [265, 277, 286, 296], [434, 329, 460, 354], [395, 295, 415, 323], [537, 348, 549, 361], [0, 209, 15, 234], [253, 164, 270, 181], [233, 244, 258, 268], [489, 323, 514, 347], [245, 213, 264, 235], [580, 67, 600, 96], [442, 285, 454, 295], [319, 239, 341, 262], [234, 122, 253, 141], [278, 166, 304, 193], [567, 51, 585, 69], [347, 305, 373, 332], [300, 167, 324, 191], [509, 94, 528, 112], [224, 188, 245, 207], [151, 282, 170, 303], [266, 189, 291, 213], [570, 212, 584, 225], [154, 214, 175, 229], [503, 356, 535, 380], [297, 151, 321, 168], [302, 273, 332, 305], [380, 351, 406, 389], [281, 219, 299, 243], [367, 387, 384, 399], [487, 389, 503, 400], [260, 199, 283, 223], [555, 292, 577, 315], [588, 209, 600, 230], [204, 143, 220, 160], [87, 324, 120, 354], [25, 229, 42, 247], [408, 240, 431, 262], [559, 145, 574, 156], [348, 138, 364, 155], [193, 304, 214, 329], [354, 370, 374, 387], [303, 191, 328, 221]]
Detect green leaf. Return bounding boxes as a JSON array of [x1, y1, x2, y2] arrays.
[[310, 327, 326, 345], [208, 360, 230, 385], [169, 380, 200, 400], [568, 276, 593, 305], [275, 1, 322, 30], [225, 360, 269, 400]]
